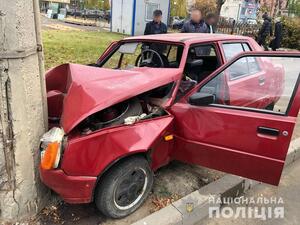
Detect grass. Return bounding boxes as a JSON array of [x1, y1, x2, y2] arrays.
[[42, 30, 126, 70]]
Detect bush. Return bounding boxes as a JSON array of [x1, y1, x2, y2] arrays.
[[281, 17, 300, 50]]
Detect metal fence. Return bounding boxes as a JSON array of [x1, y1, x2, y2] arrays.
[[216, 18, 261, 39]]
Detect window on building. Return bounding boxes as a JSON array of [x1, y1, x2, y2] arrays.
[[145, 3, 159, 21]]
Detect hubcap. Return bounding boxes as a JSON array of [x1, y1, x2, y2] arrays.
[[114, 168, 147, 210]]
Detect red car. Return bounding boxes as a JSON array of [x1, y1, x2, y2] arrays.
[[40, 33, 300, 218]]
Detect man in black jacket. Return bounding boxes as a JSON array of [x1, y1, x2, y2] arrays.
[[144, 10, 168, 35], [206, 13, 217, 33], [181, 8, 209, 33], [270, 17, 283, 51], [257, 14, 273, 50]]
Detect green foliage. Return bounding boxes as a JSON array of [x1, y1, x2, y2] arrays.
[[84, 0, 100, 9], [170, 0, 187, 17], [281, 17, 300, 50], [83, 0, 110, 10], [103, 0, 110, 10], [288, 0, 300, 16]]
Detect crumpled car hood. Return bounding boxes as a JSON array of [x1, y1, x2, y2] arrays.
[[46, 64, 181, 133]]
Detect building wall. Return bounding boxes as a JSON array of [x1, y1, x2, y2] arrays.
[[111, 0, 169, 36], [134, 0, 169, 35], [220, 0, 243, 20]]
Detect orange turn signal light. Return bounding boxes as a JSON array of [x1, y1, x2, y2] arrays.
[[41, 142, 59, 170], [164, 134, 174, 141]]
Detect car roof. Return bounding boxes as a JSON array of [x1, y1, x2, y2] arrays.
[[124, 33, 253, 45]]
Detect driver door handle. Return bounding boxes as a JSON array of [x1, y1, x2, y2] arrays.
[[257, 126, 279, 136], [258, 76, 265, 86]]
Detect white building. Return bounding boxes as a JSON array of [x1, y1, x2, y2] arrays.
[[220, 0, 259, 21], [111, 0, 170, 36], [220, 0, 243, 20]]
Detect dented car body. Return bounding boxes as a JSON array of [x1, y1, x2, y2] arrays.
[[39, 33, 300, 218]]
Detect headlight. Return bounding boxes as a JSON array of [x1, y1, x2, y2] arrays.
[[40, 127, 64, 170]]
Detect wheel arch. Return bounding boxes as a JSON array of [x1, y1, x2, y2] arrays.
[[91, 150, 152, 202]]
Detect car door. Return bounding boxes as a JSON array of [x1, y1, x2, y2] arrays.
[[170, 52, 300, 185], [221, 42, 273, 109]]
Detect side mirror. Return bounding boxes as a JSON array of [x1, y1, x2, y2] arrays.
[[188, 59, 203, 68], [189, 93, 215, 106]]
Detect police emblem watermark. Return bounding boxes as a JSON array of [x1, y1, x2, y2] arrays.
[[186, 202, 194, 213], [208, 195, 284, 220]]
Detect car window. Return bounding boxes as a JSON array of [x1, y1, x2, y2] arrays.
[[242, 43, 251, 51], [223, 43, 260, 80], [101, 42, 183, 69], [197, 55, 300, 115], [183, 44, 219, 84], [223, 43, 244, 61], [167, 46, 179, 63], [194, 45, 216, 57]]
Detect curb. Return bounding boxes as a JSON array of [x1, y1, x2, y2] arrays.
[[132, 137, 300, 225], [63, 20, 97, 27]]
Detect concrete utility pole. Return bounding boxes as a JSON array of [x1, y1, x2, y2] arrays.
[[0, 0, 48, 222]]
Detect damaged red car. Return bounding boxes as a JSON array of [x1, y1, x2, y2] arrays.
[[40, 33, 300, 218]]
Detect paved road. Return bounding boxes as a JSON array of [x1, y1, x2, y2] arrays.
[[199, 159, 300, 225], [41, 14, 109, 32]]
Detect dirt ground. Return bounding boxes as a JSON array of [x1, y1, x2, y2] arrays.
[[36, 162, 224, 225]]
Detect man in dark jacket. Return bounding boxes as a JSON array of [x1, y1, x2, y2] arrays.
[[257, 15, 273, 50], [181, 8, 209, 33], [205, 13, 217, 33], [144, 10, 167, 35], [270, 17, 283, 51]]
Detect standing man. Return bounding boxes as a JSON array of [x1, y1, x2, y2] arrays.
[[257, 14, 272, 50], [181, 8, 209, 33], [270, 17, 283, 51], [206, 13, 217, 33], [144, 9, 168, 35]]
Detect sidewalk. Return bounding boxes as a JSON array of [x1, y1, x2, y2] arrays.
[[198, 160, 300, 225]]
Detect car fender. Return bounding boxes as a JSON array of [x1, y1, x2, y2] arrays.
[[61, 115, 174, 177]]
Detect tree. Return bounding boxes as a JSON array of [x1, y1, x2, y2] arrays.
[[171, 0, 187, 17], [103, 0, 110, 10], [83, 0, 110, 10], [216, 0, 226, 16], [84, 0, 100, 9], [288, 0, 300, 16], [194, 0, 217, 16]]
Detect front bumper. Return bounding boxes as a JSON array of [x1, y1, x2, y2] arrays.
[[40, 166, 97, 204]]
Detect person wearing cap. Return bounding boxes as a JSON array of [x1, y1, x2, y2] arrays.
[[144, 10, 168, 35]]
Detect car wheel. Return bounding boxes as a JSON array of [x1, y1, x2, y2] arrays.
[[95, 156, 153, 218]]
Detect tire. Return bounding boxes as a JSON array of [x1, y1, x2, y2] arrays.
[[108, 98, 143, 127], [95, 156, 153, 218]]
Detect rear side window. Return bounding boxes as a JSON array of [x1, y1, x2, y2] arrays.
[[223, 42, 252, 61], [222, 43, 260, 80], [223, 43, 245, 61]]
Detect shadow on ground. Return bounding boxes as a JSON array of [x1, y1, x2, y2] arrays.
[[37, 161, 223, 225]]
